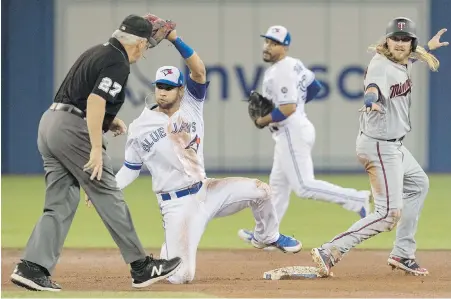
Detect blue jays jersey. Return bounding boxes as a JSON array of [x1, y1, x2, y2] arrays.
[[262, 56, 315, 124], [123, 76, 209, 193]]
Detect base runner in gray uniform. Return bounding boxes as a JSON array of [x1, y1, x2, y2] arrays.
[[311, 17, 448, 277]]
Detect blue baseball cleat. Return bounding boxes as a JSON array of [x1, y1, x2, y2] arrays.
[[237, 229, 253, 243], [251, 234, 302, 253], [238, 229, 278, 251]]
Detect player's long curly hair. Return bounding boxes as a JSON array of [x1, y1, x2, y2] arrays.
[[368, 39, 440, 71]]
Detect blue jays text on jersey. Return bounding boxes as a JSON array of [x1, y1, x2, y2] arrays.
[[140, 121, 198, 152]]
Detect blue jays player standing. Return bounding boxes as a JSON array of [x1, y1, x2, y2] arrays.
[[239, 25, 371, 245], [114, 28, 301, 284]]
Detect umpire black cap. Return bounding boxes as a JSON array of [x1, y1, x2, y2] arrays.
[[385, 17, 418, 51], [119, 14, 157, 46]]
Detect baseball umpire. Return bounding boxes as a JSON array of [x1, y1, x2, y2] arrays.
[[10, 14, 181, 292]]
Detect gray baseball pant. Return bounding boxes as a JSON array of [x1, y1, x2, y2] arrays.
[[23, 109, 146, 274], [322, 133, 429, 260]]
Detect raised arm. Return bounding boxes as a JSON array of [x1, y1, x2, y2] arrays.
[[167, 30, 206, 84], [411, 28, 448, 63]]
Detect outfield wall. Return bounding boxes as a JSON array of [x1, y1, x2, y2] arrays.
[[2, 0, 451, 174]]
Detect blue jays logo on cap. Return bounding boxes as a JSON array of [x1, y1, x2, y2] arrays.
[[154, 66, 184, 87], [161, 68, 173, 76], [260, 25, 291, 46]]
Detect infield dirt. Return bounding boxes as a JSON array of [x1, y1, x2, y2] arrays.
[[2, 248, 450, 297]]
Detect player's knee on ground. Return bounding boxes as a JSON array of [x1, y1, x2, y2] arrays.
[[160, 243, 195, 284], [376, 208, 401, 232], [167, 260, 195, 284]]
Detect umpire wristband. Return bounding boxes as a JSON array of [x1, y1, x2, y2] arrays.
[[172, 37, 194, 59]]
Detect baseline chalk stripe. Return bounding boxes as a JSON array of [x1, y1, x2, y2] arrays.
[[263, 266, 334, 280]]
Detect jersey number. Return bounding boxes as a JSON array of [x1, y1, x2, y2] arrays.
[[98, 77, 122, 97]]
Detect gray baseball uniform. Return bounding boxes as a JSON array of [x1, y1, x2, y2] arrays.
[[25, 109, 147, 274], [321, 53, 429, 260]]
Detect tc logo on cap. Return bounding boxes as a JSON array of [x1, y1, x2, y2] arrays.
[[398, 22, 406, 30]]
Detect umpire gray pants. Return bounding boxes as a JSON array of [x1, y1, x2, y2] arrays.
[[23, 108, 146, 275]]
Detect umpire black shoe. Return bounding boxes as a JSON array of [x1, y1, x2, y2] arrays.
[[10, 260, 61, 292], [130, 255, 182, 288]]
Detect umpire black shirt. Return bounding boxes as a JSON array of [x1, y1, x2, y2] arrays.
[[53, 37, 130, 132]]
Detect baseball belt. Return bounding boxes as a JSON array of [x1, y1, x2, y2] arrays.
[[159, 181, 203, 201], [49, 103, 86, 119]]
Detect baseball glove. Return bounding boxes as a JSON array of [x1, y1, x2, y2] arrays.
[[248, 91, 274, 129], [143, 14, 176, 48]]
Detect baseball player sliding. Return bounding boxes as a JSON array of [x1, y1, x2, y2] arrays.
[[239, 25, 371, 246], [311, 17, 448, 277], [112, 21, 301, 284]]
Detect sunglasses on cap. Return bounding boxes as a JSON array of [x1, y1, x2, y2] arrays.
[[389, 36, 413, 42], [156, 83, 179, 91]]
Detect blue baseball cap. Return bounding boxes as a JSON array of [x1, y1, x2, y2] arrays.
[[260, 25, 291, 46], [154, 66, 184, 87]]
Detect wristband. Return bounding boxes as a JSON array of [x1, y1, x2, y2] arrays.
[[172, 37, 194, 59], [271, 108, 287, 122], [364, 92, 378, 108]]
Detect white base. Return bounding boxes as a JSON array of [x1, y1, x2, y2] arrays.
[[263, 266, 334, 280]]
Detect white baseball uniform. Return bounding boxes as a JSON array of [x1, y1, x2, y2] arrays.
[[115, 71, 280, 284], [263, 55, 370, 222]]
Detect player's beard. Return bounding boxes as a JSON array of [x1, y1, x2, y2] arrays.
[[156, 93, 182, 111], [391, 49, 410, 63], [262, 51, 274, 63], [157, 100, 176, 110]]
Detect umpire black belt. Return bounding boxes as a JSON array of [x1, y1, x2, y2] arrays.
[[160, 181, 203, 201], [50, 103, 85, 119]]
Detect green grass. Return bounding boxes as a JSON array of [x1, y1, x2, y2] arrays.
[[2, 174, 451, 250], [1, 291, 213, 298]]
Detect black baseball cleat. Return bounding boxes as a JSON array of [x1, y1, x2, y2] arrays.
[[387, 256, 429, 276], [10, 260, 61, 292], [131, 255, 182, 288]]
